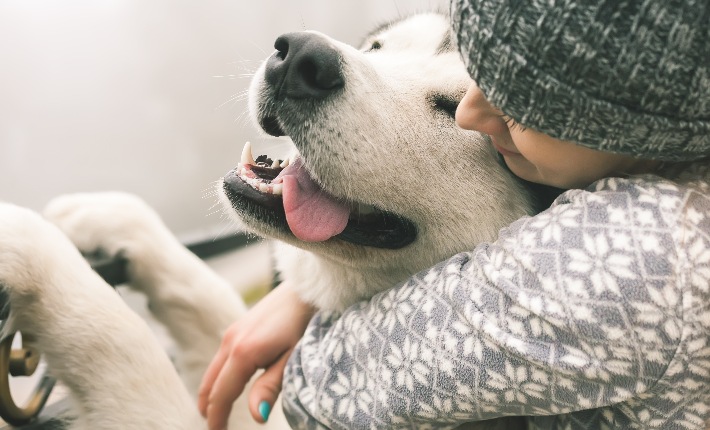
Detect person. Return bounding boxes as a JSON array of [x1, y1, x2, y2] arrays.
[[199, 0, 710, 428]]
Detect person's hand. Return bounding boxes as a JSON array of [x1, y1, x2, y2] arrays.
[[198, 281, 315, 430]]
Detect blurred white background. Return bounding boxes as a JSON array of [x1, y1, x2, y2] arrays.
[[0, 0, 446, 238]]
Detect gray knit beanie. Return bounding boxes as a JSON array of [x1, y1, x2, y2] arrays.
[[451, 0, 710, 161]]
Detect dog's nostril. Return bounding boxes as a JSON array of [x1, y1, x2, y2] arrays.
[[274, 36, 289, 60], [297, 60, 320, 89]]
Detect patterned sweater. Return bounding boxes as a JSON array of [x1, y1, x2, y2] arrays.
[[282, 163, 710, 429]]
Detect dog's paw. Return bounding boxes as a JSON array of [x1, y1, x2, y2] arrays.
[[0, 202, 86, 297], [44, 192, 173, 261]]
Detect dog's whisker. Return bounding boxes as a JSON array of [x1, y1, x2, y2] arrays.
[[205, 187, 219, 194], [205, 208, 227, 218], [224, 97, 247, 111], [392, 0, 401, 18], [212, 74, 255, 80], [206, 201, 222, 211], [299, 11, 306, 31], [227, 55, 263, 70], [216, 92, 250, 111], [201, 180, 223, 198], [233, 109, 252, 126], [229, 59, 260, 64], [211, 217, 241, 242], [246, 38, 270, 57]]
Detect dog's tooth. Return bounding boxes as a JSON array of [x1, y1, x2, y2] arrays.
[[280, 158, 290, 168], [241, 141, 255, 165], [272, 183, 283, 195], [271, 159, 280, 168], [259, 182, 269, 193]]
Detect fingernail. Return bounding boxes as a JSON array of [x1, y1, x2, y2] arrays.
[[258, 401, 271, 422]]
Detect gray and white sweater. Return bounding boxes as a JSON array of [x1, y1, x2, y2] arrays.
[[282, 163, 710, 429]]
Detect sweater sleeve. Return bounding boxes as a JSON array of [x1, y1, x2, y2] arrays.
[[281, 176, 692, 429]]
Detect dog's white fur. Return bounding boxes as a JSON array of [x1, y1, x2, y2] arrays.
[[0, 13, 533, 430]]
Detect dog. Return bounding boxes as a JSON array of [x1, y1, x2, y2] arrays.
[[222, 12, 536, 311], [0, 12, 537, 429]]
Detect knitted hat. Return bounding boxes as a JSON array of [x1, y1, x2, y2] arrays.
[[451, 0, 710, 161]]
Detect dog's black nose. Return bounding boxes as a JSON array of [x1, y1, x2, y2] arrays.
[[265, 32, 344, 99]]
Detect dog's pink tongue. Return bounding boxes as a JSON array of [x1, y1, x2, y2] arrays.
[[278, 158, 349, 242]]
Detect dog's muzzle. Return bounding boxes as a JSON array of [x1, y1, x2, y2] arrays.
[[265, 32, 344, 100]]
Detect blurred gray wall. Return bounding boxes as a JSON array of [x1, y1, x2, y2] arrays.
[[0, 0, 446, 237]]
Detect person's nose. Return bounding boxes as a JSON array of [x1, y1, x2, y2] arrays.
[[455, 82, 506, 135]]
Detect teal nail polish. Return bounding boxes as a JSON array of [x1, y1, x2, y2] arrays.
[[258, 401, 271, 422]]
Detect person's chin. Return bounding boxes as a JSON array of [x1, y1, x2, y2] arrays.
[[504, 157, 541, 184], [491, 139, 521, 158]]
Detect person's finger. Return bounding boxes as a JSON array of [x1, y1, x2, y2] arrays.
[[206, 353, 257, 430], [248, 351, 291, 423], [198, 343, 229, 416]]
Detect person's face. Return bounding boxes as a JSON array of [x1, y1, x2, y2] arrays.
[[455, 83, 657, 189]]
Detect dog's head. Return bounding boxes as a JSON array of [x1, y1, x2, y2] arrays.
[[221, 13, 535, 309]]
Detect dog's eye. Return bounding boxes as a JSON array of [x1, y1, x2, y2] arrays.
[[366, 40, 382, 52], [431, 95, 459, 119]]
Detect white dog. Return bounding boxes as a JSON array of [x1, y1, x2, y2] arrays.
[[223, 12, 536, 311], [0, 13, 536, 429]]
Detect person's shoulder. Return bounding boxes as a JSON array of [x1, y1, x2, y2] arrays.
[[549, 175, 679, 212], [540, 164, 708, 233]]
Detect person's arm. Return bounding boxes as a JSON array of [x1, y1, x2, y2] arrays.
[[282, 177, 688, 429]]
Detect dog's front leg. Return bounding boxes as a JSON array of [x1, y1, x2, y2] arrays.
[[44, 192, 248, 395], [46, 193, 292, 430], [0, 202, 202, 430]]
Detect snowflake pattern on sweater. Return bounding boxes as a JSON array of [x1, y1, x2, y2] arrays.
[[283, 164, 710, 429]]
